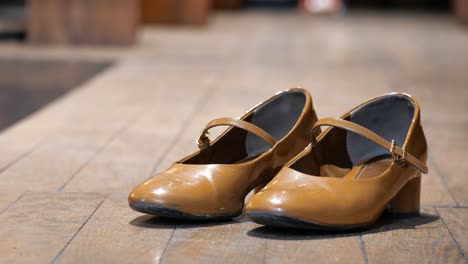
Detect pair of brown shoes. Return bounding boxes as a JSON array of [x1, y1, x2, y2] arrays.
[[129, 88, 428, 230]]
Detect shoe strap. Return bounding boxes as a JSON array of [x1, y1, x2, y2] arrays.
[[311, 118, 428, 174], [197, 118, 277, 149]]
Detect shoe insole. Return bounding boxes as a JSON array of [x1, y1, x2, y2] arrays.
[[318, 157, 393, 179], [347, 95, 414, 167], [245, 91, 306, 159], [320, 164, 351, 178], [344, 158, 393, 179], [234, 154, 261, 164]]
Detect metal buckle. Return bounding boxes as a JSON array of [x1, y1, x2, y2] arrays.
[[390, 140, 406, 166], [311, 128, 320, 148], [196, 132, 210, 149]]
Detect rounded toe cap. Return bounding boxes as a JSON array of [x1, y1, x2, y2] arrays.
[[128, 174, 224, 215], [128, 182, 157, 206], [245, 188, 339, 224], [246, 189, 300, 215], [129, 180, 196, 208]]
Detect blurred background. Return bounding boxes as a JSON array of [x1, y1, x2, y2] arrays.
[[1, 2, 467, 261], [0, 0, 467, 132], [0, 0, 466, 44]]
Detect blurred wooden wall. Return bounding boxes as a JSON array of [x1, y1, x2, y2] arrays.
[[24, 0, 465, 46], [26, 0, 246, 45], [140, 0, 244, 25], [27, 0, 140, 45], [454, 0, 468, 23], [140, 0, 212, 25]]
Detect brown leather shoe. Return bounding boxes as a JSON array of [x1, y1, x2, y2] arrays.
[[245, 93, 428, 230], [129, 88, 318, 219]]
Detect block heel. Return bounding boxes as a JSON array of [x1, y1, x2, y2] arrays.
[[386, 175, 421, 216]]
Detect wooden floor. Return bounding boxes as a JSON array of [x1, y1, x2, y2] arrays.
[[0, 59, 110, 131], [0, 10, 467, 264]]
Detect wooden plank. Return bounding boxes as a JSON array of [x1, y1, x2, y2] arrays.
[[398, 68, 468, 125], [262, 230, 365, 263], [54, 71, 266, 262], [420, 163, 457, 207], [437, 207, 468, 258], [0, 64, 171, 192], [27, 0, 139, 45], [0, 59, 110, 131], [161, 220, 264, 264], [0, 44, 127, 61], [127, 214, 363, 264], [362, 207, 466, 263], [0, 191, 23, 214], [54, 194, 174, 263], [0, 64, 125, 171], [0, 192, 104, 263], [0, 59, 111, 179], [425, 125, 468, 206], [61, 66, 220, 193]]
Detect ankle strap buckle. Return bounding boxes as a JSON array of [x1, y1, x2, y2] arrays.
[[196, 132, 210, 149], [311, 128, 321, 148], [312, 118, 427, 174], [196, 117, 277, 150], [390, 140, 406, 166]]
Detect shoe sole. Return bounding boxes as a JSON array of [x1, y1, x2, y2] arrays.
[[246, 211, 371, 231], [129, 203, 240, 220]]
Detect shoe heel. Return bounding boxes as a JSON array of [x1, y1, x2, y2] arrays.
[[386, 176, 421, 216]]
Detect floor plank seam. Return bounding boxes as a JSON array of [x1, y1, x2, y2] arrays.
[[56, 107, 146, 192], [0, 11, 465, 263], [51, 194, 108, 263], [0, 137, 46, 175], [151, 81, 218, 264], [262, 239, 268, 264], [359, 234, 369, 264], [0, 192, 25, 216], [158, 226, 176, 264], [148, 79, 218, 176], [428, 157, 459, 207], [0, 62, 115, 178], [433, 205, 468, 209], [434, 207, 467, 261]]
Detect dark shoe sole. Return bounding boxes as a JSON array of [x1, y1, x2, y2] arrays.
[[246, 211, 371, 231], [129, 203, 240, 220]]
